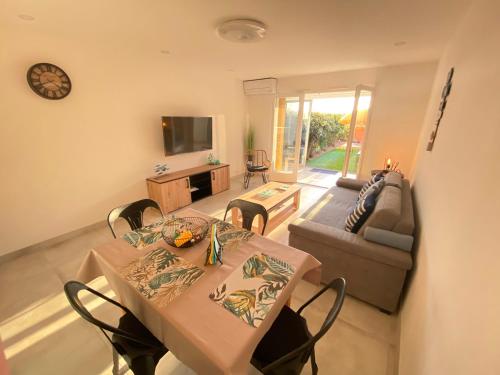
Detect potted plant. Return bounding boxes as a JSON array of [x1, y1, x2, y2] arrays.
[[244, 126, 255, 163]]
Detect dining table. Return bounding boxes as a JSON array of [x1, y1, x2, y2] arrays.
[[77, 208, 321, 375]]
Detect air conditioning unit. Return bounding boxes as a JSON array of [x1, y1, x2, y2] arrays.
[[243, 78, 277, 95]]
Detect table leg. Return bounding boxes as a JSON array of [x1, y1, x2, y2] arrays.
[[231, 207, 239, 226], [293, 190, 301, 210], [257, 214, 265, 235]]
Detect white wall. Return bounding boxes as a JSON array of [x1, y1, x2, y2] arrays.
[[245, 94, 276, 159], [0, 31, 247, 255], [399, 0, 500, 374], [246, 63, 437, 178], [363, 63, 439, 177]]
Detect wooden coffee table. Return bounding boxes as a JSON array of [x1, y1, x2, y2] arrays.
[[232, 182, 301, 235]]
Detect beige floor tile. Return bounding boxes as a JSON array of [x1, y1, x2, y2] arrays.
[[293, 291, 394, 375], [0, 252, 52, 283], [292, 280, 399, 345], [340, 295, 399, 345], [308, 320, 392, 375], [7, 317, 112, 375], [0, 258, 62, 323]]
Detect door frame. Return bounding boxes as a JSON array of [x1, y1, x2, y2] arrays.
[[270, 92, 306, 183]]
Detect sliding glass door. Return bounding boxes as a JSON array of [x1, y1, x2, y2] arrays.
[[271, 86, 372, 182]]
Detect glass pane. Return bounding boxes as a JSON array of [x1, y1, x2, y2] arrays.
[[305, 92, 355, 172], [274, 97, 299, 173], [347, 90, 372, 175]]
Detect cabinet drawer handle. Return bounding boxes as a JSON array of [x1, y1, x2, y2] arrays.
[[212, 171, 215, 180], [186, 178, 189, 188]]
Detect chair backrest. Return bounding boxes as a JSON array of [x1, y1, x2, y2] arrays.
[[223, 199, 269, 235], [64, 281, 159, 348], [262, 278, 347, 374], [107, 198, 163, 238], [249, 149, 270, 168]]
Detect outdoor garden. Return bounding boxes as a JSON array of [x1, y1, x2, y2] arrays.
[[306, 112, 360, 173]]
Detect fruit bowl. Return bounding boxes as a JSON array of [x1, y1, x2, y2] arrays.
[[162, 217, 209, 248]]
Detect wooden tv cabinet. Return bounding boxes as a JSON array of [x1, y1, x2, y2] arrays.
[[146, 164, 230, 213]]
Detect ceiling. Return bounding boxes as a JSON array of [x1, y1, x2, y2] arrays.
[[2, 0, 471, 79]]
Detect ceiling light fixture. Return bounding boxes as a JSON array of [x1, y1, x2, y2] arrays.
[[216, 19, 267, 43], [18, 14, 35, 21]]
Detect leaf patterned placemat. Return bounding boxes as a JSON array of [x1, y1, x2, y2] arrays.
[[121, 247, 205, 308], [122, 221, 165, 249], [207, 218, 255, 249], [209, 252, 295, 328]]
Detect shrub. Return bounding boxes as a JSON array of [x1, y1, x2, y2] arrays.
[[307, 113, 349, 159]]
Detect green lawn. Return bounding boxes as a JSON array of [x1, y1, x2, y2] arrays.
[[306, 148, 360, 173]]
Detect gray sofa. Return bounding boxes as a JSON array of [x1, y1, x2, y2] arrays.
[[288, 172, 414, 313]]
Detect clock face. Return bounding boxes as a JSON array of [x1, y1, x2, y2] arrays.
[[27, 63, 71, 100]]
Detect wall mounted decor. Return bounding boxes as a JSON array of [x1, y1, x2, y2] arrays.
[[27, 63, 71, 100], [426, 67, 454, 151]]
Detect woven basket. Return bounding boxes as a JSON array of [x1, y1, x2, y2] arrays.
[[162, 217, 209, 248]]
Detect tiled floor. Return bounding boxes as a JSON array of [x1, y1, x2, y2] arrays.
[[0, 172, 399, 375]]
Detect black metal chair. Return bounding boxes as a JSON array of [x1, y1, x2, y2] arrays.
[[64, 281, 168, 375], [107, 198, 163, 238], [223, 199, 269, 235], [244, 149, 271, 189], [251, 278, 347, 375]]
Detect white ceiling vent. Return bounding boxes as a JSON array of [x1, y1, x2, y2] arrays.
[[243, 78, 277, 96]]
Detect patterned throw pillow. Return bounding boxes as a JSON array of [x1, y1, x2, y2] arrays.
[[346, 191, 377, 233], [358, 172, 384, 199], [358, 182, 370, 197], [359, 179, 385, 200]]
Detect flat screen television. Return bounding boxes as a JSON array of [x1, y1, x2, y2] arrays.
[[162, 116, 213, 156]]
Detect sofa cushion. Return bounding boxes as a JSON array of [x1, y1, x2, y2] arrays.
[[359, 185, 402, 236], [336, 177, 367, 191], [363, 226, 414, 251], [392, 180, 415, 235], [384, 171, 403, 189], [345, 192, 377, 233], [301, 186, 359, 230]]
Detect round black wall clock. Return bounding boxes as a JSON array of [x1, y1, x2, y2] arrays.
[[27, 63, 72, 100]]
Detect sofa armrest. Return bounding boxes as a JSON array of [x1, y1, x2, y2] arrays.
[[363, 226, 414, 251], [288, 218, 412, 270], [336, 177, 368, 191]]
